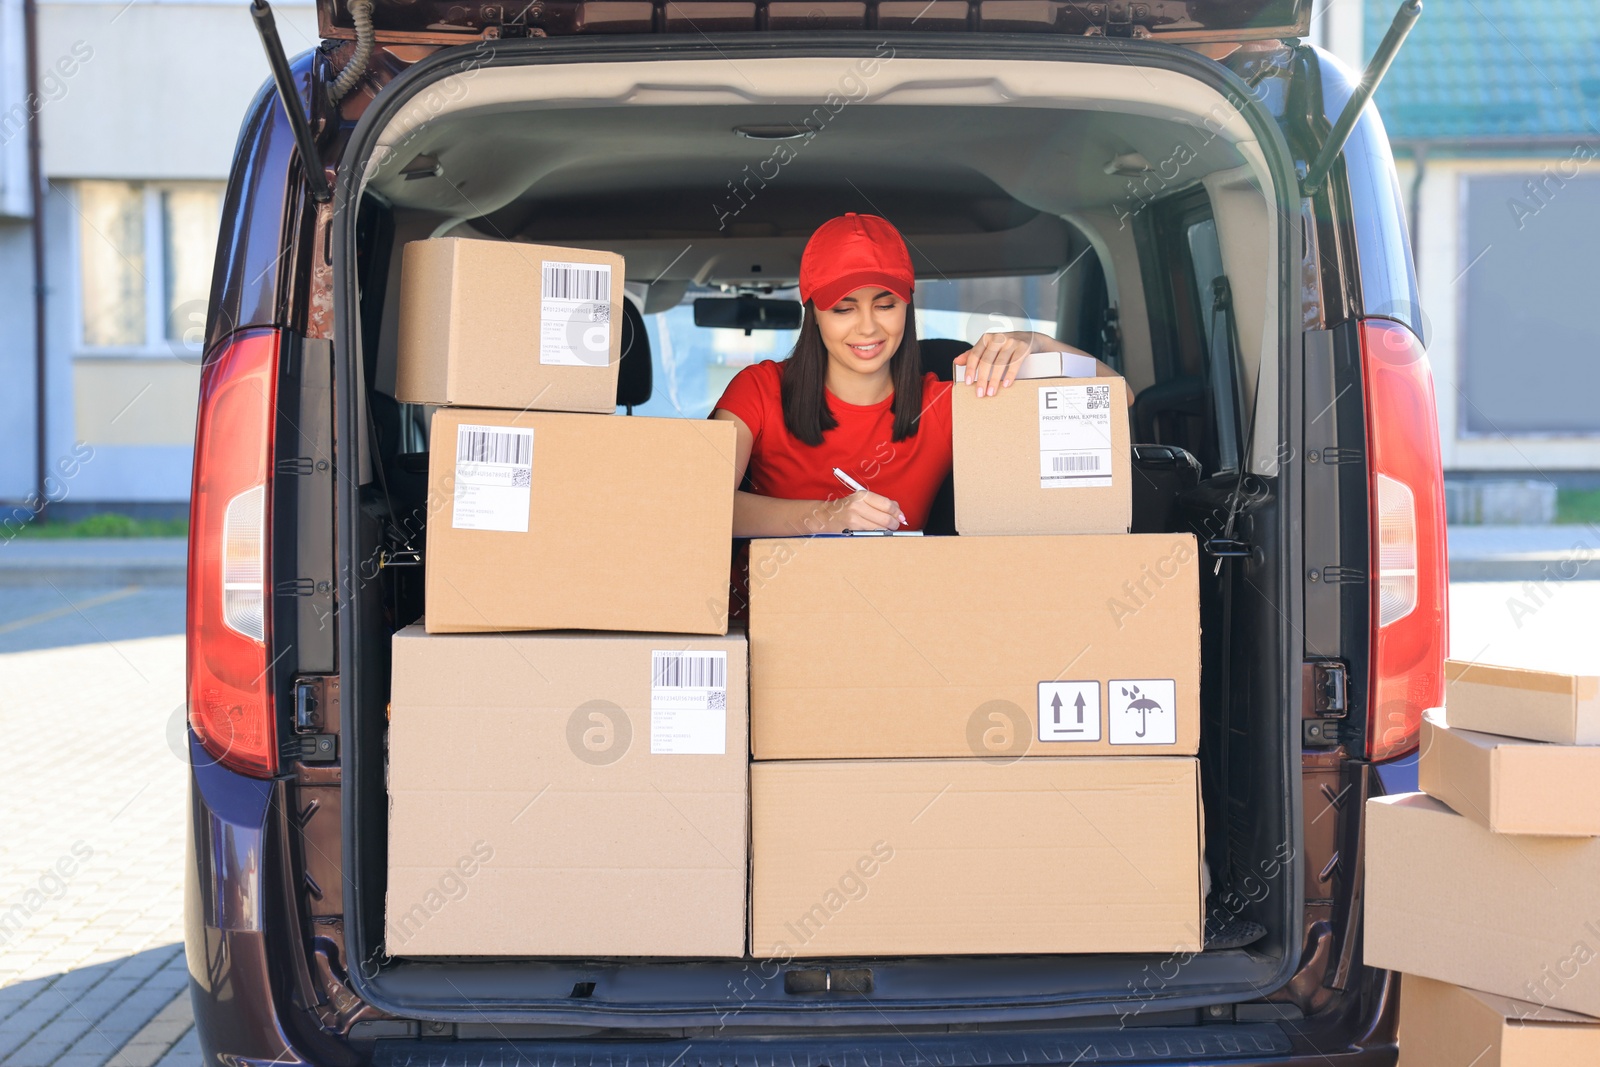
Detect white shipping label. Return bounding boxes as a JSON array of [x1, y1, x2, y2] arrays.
[[1038, 681, 1101, 742], [1038, 383, 1114, 489], [650, 650, 728, 754], [451, 425, 533, 533], [540, 261, 613, 367], [1109, 679, 1178, 745]]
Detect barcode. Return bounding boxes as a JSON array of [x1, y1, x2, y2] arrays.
[[1085, 384, 1111, 411], [457, 427, 531, 465], [653, 651, 726, 689], [1051, 454, 1103, 472], [543, 263, 608, 302]]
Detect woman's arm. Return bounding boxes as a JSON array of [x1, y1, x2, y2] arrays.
[[711, 409, 905, 537]]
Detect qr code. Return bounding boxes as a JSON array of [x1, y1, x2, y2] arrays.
[[511, 467, 532, 489], [1086, 384, 1111, 411], [708, 689, 726, 711], [585, 303, 610, 323]]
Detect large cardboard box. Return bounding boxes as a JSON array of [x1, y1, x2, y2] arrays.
[[386, 625, 749, 956], [425, 407, 736, 634], [1419, 711, 1600, 836], [750, 757, 1202, 957], [748, 534, 1199, 759], [1366, 792, 1600, 1016], [396, 237, 624, 412], [1398, 975, 1600, 1067], [951, 370, 1131, 536], [1445, 660, 1600, 745]]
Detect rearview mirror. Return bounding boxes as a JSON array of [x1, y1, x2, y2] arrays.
[[693, 296, 803, 334]]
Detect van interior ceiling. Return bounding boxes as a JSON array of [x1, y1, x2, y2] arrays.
[[338, 53, 1300, 1026]]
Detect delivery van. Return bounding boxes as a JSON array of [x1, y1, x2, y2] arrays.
[[183, 1, 1446, 1062]]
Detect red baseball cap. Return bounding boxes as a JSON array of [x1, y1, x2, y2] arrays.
[[798, 212, 915, 311]]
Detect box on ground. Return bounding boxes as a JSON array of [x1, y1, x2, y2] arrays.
[[1419, 711, 1600, 836], [748, 533, 1199, 759], [425, 407, 735, 634], [1445, 660, 1600, 745], [396, 237, 624, 412], [1365, 792, 1600, 1016], [750, 757, 1202, 957], [1398, 974, 1600, 1067], [386, 624, 748, 957], [951, 371, 1131, 536]]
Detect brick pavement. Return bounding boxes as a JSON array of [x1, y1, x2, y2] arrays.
[[0, 585, 194, 1067]]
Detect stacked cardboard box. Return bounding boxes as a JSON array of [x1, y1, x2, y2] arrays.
[[1366, 661, 1600, 1062], [747, 361, 1205, 957], [385, 239, 747, 957]]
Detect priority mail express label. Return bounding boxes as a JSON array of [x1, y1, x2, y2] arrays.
[[1038, 383, 1113, 489], [451, 425, 533, 533], [540, 261, 612, 367], [650, 650, 728, 755]]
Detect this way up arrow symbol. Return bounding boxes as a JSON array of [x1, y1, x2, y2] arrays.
[[1051, 693, 1062, 725], [1073, 692, 1086, 724]]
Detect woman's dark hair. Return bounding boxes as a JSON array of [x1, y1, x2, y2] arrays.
[[779, 296, 924, 447]]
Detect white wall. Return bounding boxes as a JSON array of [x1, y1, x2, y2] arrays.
[[36, 0, 319, 181]]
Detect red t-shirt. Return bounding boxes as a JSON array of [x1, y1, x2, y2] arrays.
[[712, 358, 954, 529]]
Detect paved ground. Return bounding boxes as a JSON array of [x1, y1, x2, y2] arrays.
[[0, 528, 1594, 1067]]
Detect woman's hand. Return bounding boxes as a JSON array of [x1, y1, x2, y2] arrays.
[[826, 490, 906, 532], [954, 332, 1037, 398]]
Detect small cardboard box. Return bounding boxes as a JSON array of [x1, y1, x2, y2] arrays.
[[386, 624, 749, 957], [396, 237, 624, 412], [750, 757, 1202, 957], [747, 533, 1199, 759], [1419, 711, 1600, 836], [424, 407, 736, 635], [951, 368, 1131, 536], [1445, 661, 1600, 745], [1397, 974, 1600, 1067], [1366, 792, 1600, 1016]]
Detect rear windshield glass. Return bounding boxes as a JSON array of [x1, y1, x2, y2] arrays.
[[626, 273, 1062, 418]]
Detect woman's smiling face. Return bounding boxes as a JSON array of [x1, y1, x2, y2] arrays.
[[814, 286, 906, 380]]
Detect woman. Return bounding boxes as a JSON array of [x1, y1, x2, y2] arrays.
[[712, 211, 1118, 536]]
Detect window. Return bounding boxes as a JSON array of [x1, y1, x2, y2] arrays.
[[1460, 172, 1600, 436], [626, 274, 1062, 420], [74, 180, 224, 357]]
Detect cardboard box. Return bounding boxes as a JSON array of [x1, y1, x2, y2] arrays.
[[1445, 661, 1600, 745], [396, 237, 624, 412], [1419, 711, 1600, 836], [386, 624, 748, 956], [747, 534, 1199, 759], [425, 407, 736, 634], [1398, 974, 1600, 1067], [1366, 792, 1600, 1016], [750, 757, 1202, 957], [951, 371, 1131, 536]]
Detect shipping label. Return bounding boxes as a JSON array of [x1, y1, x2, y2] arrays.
[[451, 425, 533, 533], [1038, 383, 1113, 489], [650, 650, 728, 754], [539, 261, 612, 367]]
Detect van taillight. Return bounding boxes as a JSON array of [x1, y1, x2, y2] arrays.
[[187, 330, 279, 777], [1360, 319, 1447, 762]]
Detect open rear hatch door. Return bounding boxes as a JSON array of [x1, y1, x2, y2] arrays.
[[318, 0, 1311, 46]]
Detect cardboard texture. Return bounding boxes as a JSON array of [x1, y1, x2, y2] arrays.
[[1419, 712, 1600, 836], [424, 407, 736, 634], [747, 534, 1199, 759], [1365, 792, 1600, 1016], [1397, 975, 1600, 1067], [386, 625, 749, 956], [395, 237, 624, 412], [749, 758, 1203, 957], [952, 374, 1131, 536], [1445, 660, 1600, 745]]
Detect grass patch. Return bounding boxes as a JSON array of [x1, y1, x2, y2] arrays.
[[1557, 489, 1600, 526], [7, 513, 189, 539]]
